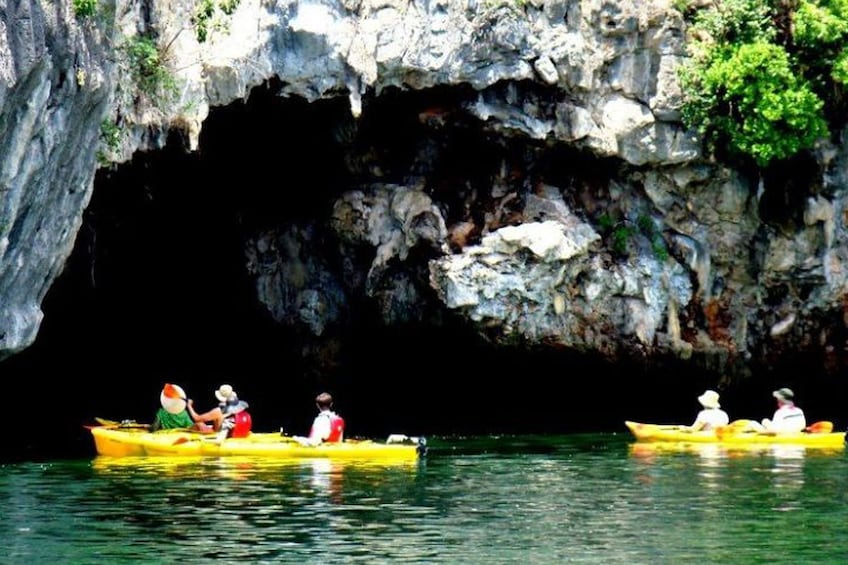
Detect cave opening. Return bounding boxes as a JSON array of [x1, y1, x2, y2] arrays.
[[3, 81, 843, 461]]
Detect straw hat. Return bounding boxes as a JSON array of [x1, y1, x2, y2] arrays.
[[697, 390, 721, 409], [160, 383, 187, 415], [215, 384, 238, 403]]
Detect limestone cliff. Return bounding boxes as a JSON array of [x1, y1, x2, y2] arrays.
[[2, 0, 847, 378]]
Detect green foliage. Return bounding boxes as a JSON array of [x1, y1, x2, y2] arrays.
[[794, 0, 848, 46], [122, 35, 177, 103], [792, 0, 848, 92], [672, 0, 689, 15], [611, 225, 633, 256], [96, 120, 122, 165], [680, 0, 843, 166], [833, 48, 848, 84], [598, 213, 669, 261], [193, 0, 241, 42], [636, 214, 669, 262], [219, 0, 240, 14], [73, 0, 97, 18], [682, 42, 827, 166], [690, 0, 774, 44], [100, 120, 121, 152]]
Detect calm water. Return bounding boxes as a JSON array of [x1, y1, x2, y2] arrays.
[[2, 434, 848, 563]]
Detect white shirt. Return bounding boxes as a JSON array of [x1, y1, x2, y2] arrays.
[[768, 404, 806, 433], [308, 410, 337, 443], [692, 408, 729, 430]]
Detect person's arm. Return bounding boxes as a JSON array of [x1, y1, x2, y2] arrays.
[[187, 400, 223, 430], [686, 410, 706, 432], [688, 419, 705, 432]]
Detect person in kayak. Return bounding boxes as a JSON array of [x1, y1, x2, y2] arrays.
[[151, 383, 196, 431], [294, 392, 345, 446], [187, 384, 252, 438], [687, 389, 729, 431], [758, 387, 806, 433]]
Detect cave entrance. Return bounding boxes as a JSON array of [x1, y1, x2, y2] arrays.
[[0, 81, 734, 460]]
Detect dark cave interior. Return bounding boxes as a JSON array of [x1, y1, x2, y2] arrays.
[[2, 82, 846, 461]]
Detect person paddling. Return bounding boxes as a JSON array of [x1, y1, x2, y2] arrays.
[[762, 388, 806, 433], [687, 389, 729, 431], [187, 384, 252, 439], [151, 383, 196, 431], [747, 387, 806, 434], [294, 392, 345, 446]]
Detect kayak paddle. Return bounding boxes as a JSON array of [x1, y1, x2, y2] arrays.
[[714, 419, 753, 439], [805, 421, 834, 433]]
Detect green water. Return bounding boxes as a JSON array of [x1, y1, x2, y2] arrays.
[[2, 434, 848, 563]]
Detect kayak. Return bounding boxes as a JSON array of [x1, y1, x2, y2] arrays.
[[89, 424, 425, 461], [625, 420, 845, 447]]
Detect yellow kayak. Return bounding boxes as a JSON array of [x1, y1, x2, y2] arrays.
[[90, 425, 425, 462], [625, 420, 845, 447]]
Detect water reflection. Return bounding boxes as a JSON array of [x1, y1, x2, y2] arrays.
[[627, 441, 842, 507], [3, 436, 848, 563], [92, 455, 421, 501]]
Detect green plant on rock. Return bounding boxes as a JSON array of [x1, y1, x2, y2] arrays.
[[680, 0, 848, 166], [611, 225, 633, 256], [193, 0, 241, 43], [636, 214, 669, 262], [598, 213, 634, 257], [73, 0, 97, 18], [681, 42, 827, 166], [598, 213, 669, 261], [122, 34, 178, 104], [96, 119, 122, 165]]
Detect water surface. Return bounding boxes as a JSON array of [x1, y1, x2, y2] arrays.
[[2, 434, 847, 563]]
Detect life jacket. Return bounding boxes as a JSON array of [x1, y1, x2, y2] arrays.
[[327, 413, 344, 442], [310, 411, 345, 443], [229, 410, 252, 438]]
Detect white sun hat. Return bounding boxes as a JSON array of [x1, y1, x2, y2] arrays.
[[697, 390, 721, 409], [215, 384, 237, 403]]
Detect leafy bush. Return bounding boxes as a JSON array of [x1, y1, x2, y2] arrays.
[[681, 42, 827, 166], [123, 35, 177, 102], [833, 49, 848, 84], [680, 0, 847, 166], [73, 0, 97, 18], [193, 0, 241, 42], [690, 0, 774, 44], [97, 120, 122, 165]]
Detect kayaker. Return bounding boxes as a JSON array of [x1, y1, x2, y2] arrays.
[[759, 387, 806, 433], [294, 392, 345, 446], [151, 383, 196, 431], [687, 389, 729, 431], [187, 384, 252, 438]]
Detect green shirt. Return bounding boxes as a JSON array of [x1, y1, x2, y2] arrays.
[[152, 408, 194, 430]]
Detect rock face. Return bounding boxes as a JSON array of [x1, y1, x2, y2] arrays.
[[0, 2, 113, 357], [2, 0, 848, 377]]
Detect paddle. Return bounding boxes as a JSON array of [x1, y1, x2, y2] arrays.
[[714, 419, 753, 439], [715, 419, 834, 437], [93, 417, 150, 429], [805, 421, 834, 434]]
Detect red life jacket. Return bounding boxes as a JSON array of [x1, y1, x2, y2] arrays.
[[310, 412, 345, 443], [327, 414, 344, 442], [230, 410, 252, 438]]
